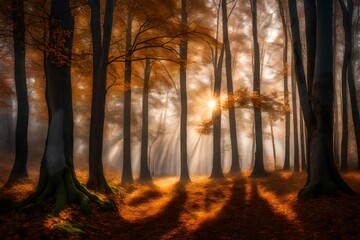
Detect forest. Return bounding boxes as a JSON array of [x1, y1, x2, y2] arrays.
[[1, 0, 360, 239]]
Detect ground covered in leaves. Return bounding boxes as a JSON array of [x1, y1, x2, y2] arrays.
[[1, 157, 360, 239]]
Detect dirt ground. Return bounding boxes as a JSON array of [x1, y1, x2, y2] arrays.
[[1, 156, 360, 240]]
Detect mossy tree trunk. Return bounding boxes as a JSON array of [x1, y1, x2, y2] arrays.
[[20, 0, 113, 215], [87, 0, 114, 192]]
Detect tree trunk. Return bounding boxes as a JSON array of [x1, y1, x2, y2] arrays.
[[8, 0, 29, 183], [292, 61, 300, 172], [333, 0, 340, 167], [179, 0, 190, 182], [20, 0, 113, 214], [290, 0, 354, 198], [222, 0, 240, 174], [87, 0, 113, 192], [269, 115, 277, 170], [250, 0, 266, 177], [277, 0, 290, 171], [339, 0, 360, 170], [139, 58, 152, 182], [304, 0, 317, 178], [122, 6, 134, 184], [210, 47, 225, 179], [300, 110, 307, 171]]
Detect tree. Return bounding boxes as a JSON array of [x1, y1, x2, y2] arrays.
[[139, 58, 152, 182], [87, 0, 114, 192], [222, 0, 240, 174], [303, 0, 316, 174], [339, 0, 360, 170], [7, 0, 29, 184], [292, 65, 299, 172], [210, 45, 225, 179], [340, 0, 349, 171], [288, 0, 354, 197], [250, 0, 266, 177], [277, 0, 290, 171], [20, 0, 111, 214], [122, 1, 135, 184], [179, 0, 190, 182]]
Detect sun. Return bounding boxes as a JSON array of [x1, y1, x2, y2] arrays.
[[208, 100, 216, 109]]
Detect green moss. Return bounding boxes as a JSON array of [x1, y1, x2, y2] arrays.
[[54, 222, 87, 237]]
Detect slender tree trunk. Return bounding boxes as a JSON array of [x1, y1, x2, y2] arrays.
[[8, 0, 29, 183], [210, 47, 225, 179], [87, 0, 113, 192], [300, 110, 306, 171], [139, 58, 152, 182], [222, 0, 240, 174], [292, 61, 300, 172], [250, 0, 266, 177], [304, 0, 317, 179], [277, 0, 290, 171], [340, 0, 360, 170], [288, 0, 354, 198], [269, 115, 277, 170], [122, 6, 134, 184], [179, 0, 190, 182], [333, 0, 340, 167]]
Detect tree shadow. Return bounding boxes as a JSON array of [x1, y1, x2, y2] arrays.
[[193, 176, 306, 239]]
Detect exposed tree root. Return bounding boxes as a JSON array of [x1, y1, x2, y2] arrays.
[[18, 168, 116, 215], [298, 179, 355, 200], [86, 175, 113, 194]]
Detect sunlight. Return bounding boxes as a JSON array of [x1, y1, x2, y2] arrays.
[[257, 184, 302, 230], [208, 100, 216, 110]]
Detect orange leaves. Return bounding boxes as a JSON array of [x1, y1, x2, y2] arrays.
[[196, 87, 290, 134], [47, 24, 73, 67]]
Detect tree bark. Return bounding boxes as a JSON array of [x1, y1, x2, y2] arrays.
[[250, 0, 266, 177], [292, 62, 300, 172], [179, 0, 190, 182], [277, 0, 290, 171], [339, 0, 360, 170], [210, 46, 225, 179], [87, 0, 114, 192], [19, 0, 114, 214], [289, 0, 354, 198], [222, 0, 240, 174], [139, 58, 152, 182], [122, 5, 134, 184], [8, 0, 29, 183], [304, 0, 317, 177]]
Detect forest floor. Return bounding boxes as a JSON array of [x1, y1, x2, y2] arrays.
[[1, 157, 360, 239]]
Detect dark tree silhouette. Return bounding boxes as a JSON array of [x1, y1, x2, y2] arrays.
[[222, 0, 240, 174], [179, 0, 190, 183], [7, 0, 29, 184], [288, 0, 354, 197], [250, 0, 266, 177], [87, 0, 114, 192], [139, 58, 152, 182], [277, 0, 290, 172]]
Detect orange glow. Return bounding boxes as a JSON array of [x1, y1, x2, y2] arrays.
[[208, 100, 216, 109]]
